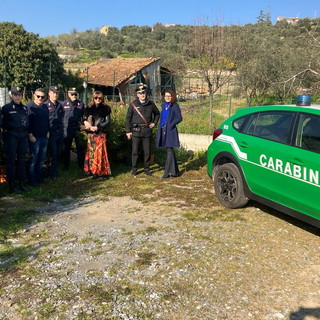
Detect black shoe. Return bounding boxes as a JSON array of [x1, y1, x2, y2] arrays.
[[9, 182, 21, 194], [161, 175, 170, 179], [92, 174, 99, 180], [171, 173, 181, 178], [84, 171, 92, 176], [144, 171, 152, 176], [19, 181, 28, 192], [51, 173, 59, 180], [29, 181, 39, 187], [131, 170, 137, 176], [102, 175, 109, 180], [37, 178, 47, 185]]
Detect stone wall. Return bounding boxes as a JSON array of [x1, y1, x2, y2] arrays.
[[179, 133, 212, 152]]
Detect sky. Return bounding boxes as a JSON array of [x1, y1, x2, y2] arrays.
[[0, 0, 319, 37]]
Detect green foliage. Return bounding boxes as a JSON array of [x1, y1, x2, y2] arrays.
[[44, 19, 320, 101], [106, 104, 132, 163], [47, 24, 193, 75], [0, 22, 65, 90]]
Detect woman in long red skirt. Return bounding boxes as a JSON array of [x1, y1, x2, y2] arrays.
[[83, 91, 111, 179]]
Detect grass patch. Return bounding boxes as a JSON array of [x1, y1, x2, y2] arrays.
[[182, 208, 245, 222], [135, 251, 157, 267]]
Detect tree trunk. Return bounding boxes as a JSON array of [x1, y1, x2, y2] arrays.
[[209, 84, 213, 126]]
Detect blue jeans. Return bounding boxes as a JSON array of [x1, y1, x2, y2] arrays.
[[29, 136, 48, 183]]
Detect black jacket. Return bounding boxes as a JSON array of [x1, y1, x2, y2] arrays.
[[84, 103, 111, 134], [125, 98, 160, 137], [44, 99, 64, 133], [1, 101, 29, 137], [62, 99, 85, 134]]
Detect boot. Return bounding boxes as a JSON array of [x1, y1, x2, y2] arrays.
[[9, 182, 21, 194], [19, 180, 28, 192]]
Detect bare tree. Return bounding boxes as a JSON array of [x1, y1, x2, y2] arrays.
[[282, 27, 320, 94], [188, 20, 244, 125]]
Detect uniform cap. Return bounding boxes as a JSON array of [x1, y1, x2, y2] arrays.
[[135, 83, 147, 92], [49, 85, 59, 93], [68, 87, 78, 94], [10, 86, 23, 94]]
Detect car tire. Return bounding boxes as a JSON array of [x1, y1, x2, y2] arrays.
[[213, 163, 248, 209]]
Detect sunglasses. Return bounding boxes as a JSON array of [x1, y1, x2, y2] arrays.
[[137, 91, 146, 94], [70, 93, 78, 96], [94, 97, 102, 100], [36, 95, 45, 99]]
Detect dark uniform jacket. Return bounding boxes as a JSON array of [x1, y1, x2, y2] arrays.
[[156, 102, 182, 148], [62, 99, 85, 135], [1, 101, 29, 138], [84, 103, 111, 134], [125, 98, 160, 138], [44, 99, 64, 134]]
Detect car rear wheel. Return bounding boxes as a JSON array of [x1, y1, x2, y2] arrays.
[[213, 163, 248, 208]]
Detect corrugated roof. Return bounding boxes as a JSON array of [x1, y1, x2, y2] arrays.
[[85, 57, 160, 87]]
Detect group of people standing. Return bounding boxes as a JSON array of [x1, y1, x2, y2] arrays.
[[0, 83, 182, 194]]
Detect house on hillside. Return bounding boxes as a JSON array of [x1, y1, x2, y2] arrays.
[[82, 57, 174, 102], [277, 16, 299, 25]]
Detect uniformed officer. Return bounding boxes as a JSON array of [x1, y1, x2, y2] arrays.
[[1, 86, 29, 193], [125, 83, 160, 176], [62, 87, 85, 169], [44, 86, 64, 179]]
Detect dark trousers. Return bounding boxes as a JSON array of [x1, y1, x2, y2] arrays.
[[131, 136, 151, 171], [4, 133, 28, 182], [63, 130, 85, 169], [29, 137, 48, 183], [48, 132, 63, 177], [164, 147, 180, 177]]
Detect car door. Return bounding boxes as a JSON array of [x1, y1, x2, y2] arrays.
[[237, 111, 295, 203], [278, 113, 320, 219]]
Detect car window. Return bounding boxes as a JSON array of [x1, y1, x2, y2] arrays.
[[241, 111, 294, 143], [296, 114, 320, 153], [233, 116, 247, 131]]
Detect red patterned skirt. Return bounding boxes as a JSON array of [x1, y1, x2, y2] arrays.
[[84, 133, 111, 176]]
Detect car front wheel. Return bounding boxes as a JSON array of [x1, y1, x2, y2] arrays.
[[213, 163, 248, 208]]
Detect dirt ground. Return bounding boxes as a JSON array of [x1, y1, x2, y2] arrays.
[[1, 167, 320, 319]]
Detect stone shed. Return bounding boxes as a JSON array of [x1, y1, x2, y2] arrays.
[[83, 57, 163, 102]]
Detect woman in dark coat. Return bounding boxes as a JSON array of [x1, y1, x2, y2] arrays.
[[156, 90, 183, 178], [83, 91, 111, 179]]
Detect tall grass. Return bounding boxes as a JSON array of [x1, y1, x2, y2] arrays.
[[178, 96, 246, 135]]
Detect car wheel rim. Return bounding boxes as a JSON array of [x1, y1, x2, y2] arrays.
[[217, 170, 237, 202]]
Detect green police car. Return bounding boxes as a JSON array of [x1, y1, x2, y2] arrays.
[[207, 104, 320, 227]]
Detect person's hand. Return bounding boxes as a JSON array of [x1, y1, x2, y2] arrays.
[[149, 122, 155, 129], [90, 126, 98, 132], [126, 132, 132, 140], [29, 135, 36, 143], [84, 121, 91, 130]]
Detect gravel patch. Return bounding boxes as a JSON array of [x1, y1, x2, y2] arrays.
[[1, 192, 320, 319]]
